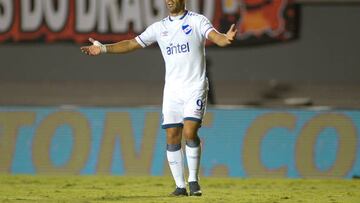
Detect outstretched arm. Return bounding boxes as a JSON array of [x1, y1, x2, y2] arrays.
[[80, 38, 142, 56], [208, 24, 238, 47]]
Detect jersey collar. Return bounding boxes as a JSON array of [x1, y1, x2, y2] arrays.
[[169, 10, 188, 22]]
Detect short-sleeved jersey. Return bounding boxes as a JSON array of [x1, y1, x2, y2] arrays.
[[135, 11, 214, 89]]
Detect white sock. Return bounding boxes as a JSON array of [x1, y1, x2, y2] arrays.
[[167, 149, 186, 188], [186, 145, 201, 182]]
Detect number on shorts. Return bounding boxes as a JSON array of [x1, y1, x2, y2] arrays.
[[196, 99, 204, 111]]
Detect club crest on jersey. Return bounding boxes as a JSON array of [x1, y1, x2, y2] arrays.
[[182, 24, 193, 35]]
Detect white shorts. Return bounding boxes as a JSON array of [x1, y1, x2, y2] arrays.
[[162, 84, 208, 129]]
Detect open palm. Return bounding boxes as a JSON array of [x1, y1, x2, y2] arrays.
[[80, 38, 101, 56]]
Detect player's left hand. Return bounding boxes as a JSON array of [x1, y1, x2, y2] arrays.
[[80, 38, 102, 56], [225, 24, 238, 43]]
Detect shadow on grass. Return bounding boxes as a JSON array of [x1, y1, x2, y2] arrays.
[[95, 195, 169, 201]]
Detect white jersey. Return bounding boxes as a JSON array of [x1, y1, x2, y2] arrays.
[[135, 11, 214, 89]]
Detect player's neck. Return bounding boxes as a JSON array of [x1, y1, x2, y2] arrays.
[[169, 9, 186, 17]]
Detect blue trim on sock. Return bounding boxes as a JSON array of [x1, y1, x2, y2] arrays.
[[167, 144, 182, 152], [162, 123, 184, 129], [186, 137, 201, 148]]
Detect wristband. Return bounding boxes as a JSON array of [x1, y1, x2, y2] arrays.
[[93, 40, 107, 53]]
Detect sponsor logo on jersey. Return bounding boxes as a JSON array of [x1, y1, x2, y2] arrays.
[[166, 42, 190, 55], [161, 31, 169, 37], [182, 24, 193, 35]]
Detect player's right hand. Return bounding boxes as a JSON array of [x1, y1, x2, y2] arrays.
[[225, 24, 237, 43], [80, 38, 102, 56]]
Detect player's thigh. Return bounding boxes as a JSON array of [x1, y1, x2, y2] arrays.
[[183, 88, 208, 122], [162, 89, 184, 129]]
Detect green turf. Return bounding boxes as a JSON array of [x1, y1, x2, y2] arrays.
[[0, 176, 359, 203]]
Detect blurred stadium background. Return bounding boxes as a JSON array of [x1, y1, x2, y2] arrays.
[[0, 0, 360, 180]]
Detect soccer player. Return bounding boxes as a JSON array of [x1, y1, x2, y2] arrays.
[[81, 0, 237, 197]]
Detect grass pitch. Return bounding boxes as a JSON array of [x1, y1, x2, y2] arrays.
[[0, 176, 359, 203]]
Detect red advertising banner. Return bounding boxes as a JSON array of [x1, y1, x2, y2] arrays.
[[0, 0, 299, 45]]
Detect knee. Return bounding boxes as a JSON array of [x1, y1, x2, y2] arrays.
[[183, 128, 198, 142], [166, 128, 182, 144], [182, 129, 192, 140]]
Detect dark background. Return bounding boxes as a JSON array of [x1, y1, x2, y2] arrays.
[[1, 4, 359, 107]]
